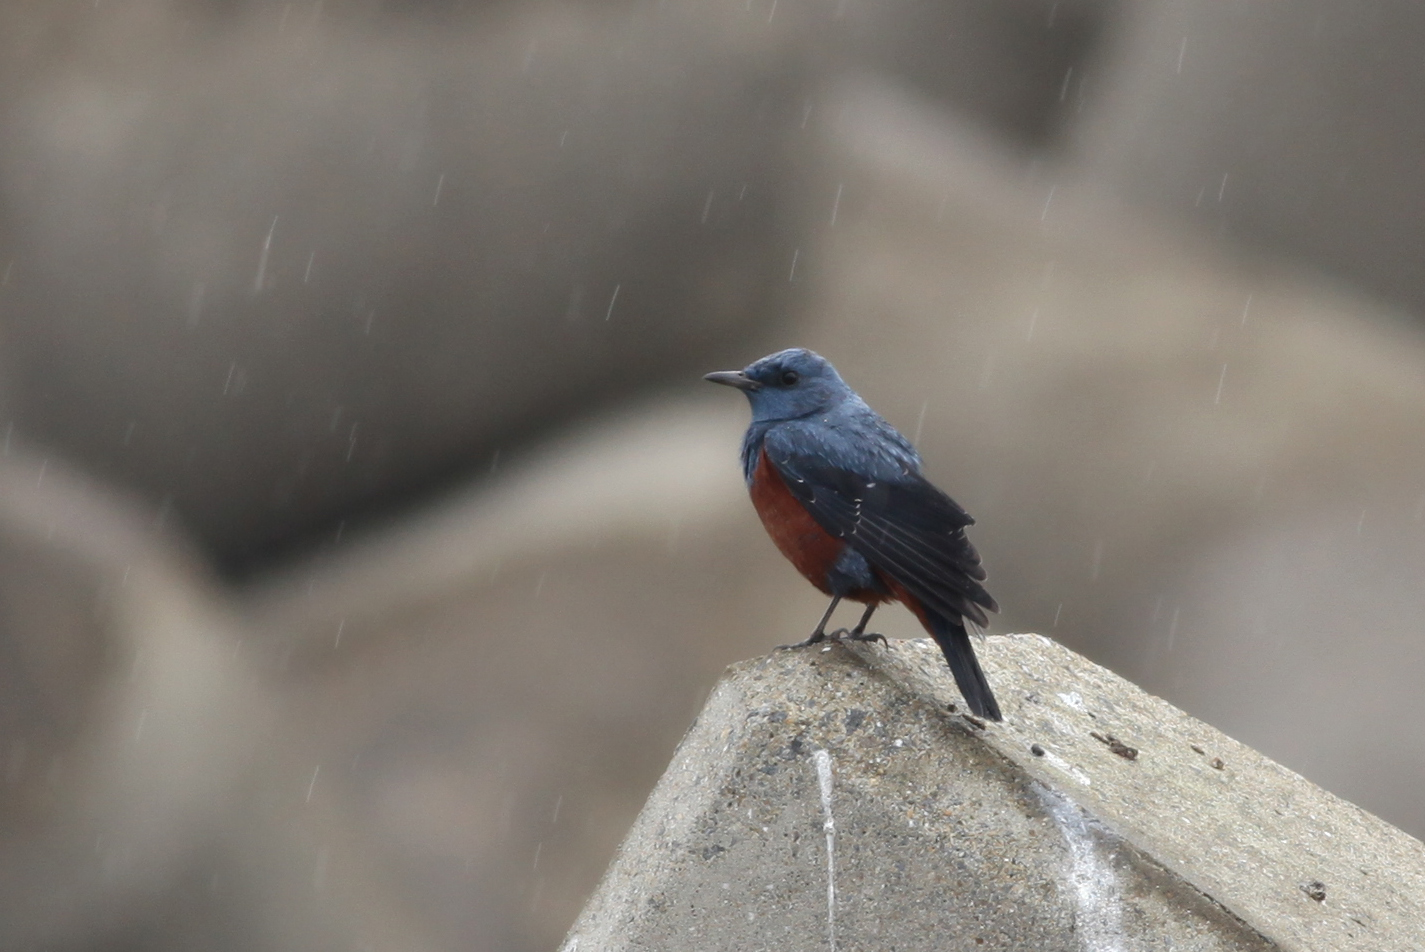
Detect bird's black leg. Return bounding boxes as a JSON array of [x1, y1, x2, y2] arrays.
[[841, 603, 887, 645], [779, 596, 840, 649]]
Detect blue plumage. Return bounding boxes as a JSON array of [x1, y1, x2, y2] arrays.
[[706, 347, 1003, 720]]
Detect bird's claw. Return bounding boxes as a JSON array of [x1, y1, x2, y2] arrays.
[[778, 627, 887, 650], [831, 627, 887, 645], [821, 627, 888, 646]]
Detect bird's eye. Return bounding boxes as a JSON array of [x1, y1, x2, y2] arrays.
[[780, 370, 800, 386]]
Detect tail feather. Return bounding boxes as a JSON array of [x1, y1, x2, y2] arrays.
[[927, 614, 1002, 721]]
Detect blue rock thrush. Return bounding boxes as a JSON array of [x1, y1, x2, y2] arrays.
[[706, 347, 1002, 720]]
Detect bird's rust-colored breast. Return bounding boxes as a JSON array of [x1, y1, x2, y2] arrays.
[[748, 447, 850, 596]]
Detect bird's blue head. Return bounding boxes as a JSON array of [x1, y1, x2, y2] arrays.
[[704, 348, 852, 423]]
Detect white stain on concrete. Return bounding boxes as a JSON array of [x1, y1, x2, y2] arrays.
[[813, 748, 837, 952], [1038, 787, 1125, 952], [1042, 749, 1092, 787]]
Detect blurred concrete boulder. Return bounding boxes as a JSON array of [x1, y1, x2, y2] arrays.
[[0, 0, 1118, 572], [0, 450, 258, 948], [1072, 0, 1425, 318], [0, 449, 450, 951], [0, 0, 810, 569], [801, 0, 1112, 147]]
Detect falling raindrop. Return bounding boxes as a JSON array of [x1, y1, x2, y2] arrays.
[[254, 216, 278, 293]]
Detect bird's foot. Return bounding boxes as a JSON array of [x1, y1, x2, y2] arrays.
[[831, 627, 888, 645], [821, 627, 888, 646], [777, 631, 829, 650]]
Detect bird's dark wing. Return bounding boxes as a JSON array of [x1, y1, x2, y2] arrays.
[[763, 431, 998, 627]]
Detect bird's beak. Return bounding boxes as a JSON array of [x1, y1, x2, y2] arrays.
[[703, 370, 761, 391]]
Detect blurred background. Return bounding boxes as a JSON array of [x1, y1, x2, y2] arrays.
[[1, 0, 1423, 948]]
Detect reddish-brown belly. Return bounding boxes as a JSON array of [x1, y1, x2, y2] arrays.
[[749, 448, 886, 603]]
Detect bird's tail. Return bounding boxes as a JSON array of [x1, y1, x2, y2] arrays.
[[927, 614, 1002, 721]]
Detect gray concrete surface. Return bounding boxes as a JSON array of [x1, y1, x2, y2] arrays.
[[564, 636, 1425, 951]]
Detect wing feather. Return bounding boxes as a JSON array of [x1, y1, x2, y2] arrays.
[[763, 432, 997, 626]]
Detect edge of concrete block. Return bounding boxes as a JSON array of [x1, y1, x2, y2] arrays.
[[563, 634, 1425, 951]]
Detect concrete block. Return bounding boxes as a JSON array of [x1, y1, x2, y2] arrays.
[[563, 635, 1425, 951]]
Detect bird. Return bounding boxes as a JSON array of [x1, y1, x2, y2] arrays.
[[705, 347, 1002, 721]]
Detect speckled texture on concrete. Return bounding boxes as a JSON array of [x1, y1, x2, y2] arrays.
[[563, 635, 1425, 951]]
